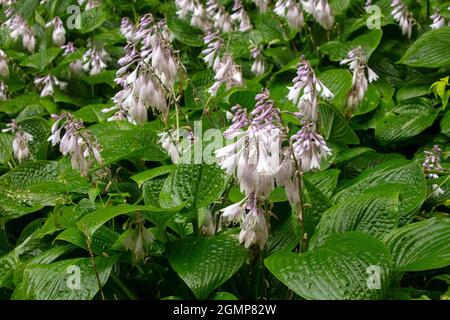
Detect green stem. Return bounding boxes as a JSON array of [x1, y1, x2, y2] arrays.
[[110, 271, 138, 300]]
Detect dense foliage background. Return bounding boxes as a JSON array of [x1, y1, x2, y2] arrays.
[[0, 0, 449, 300]]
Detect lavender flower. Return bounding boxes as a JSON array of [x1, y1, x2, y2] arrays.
[[430, 12, 448, 29], [48, 113, 103, 177], [391, 0, 414, 38], [217, 90, 284, 249], [423, 145, 443, 179], [5, 10, 36, 52], [82, 40, 111, 75], [2, 120, 33, 163], [34, 75, 66, 97], [78, 0, 100, 10], [107, 15, 180, 123], [340, 46, 378, 114], [291, 121, 331, 172], [274, 0, 304, 30], [123, 214, 155, 264], [302, 0, 334, 30], [175, 0, 197, 19], [61, 42, 83, 74], [201, 31, 223, 70], [231, 0, 252, 32], [0, 50, 9, 78], [207, 0, 233, 32], [253, 0, 270, 13], [251, 45, 266, 76], [46, 17, 66, 46], [209, 54, 243, 96], [287, 56, 333, 121], [190, 4, 211, 31], [120, 17, 137, 42]]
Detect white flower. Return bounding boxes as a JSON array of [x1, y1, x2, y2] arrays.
[[251, 46, 266, 76], [340, 46, 378, 114], [275, 0, 304, 30], [0, 50, 9, 78], [253, 0, 270, 13], [46, 17, 66, 46], [302, 0, 334, 30], [430, 12, 446, 30], [0, 81, 8, 101], [82, 40, 111, 75], [34, 75, 66, 97], [2, 120, 33, 163], [231, 0, 252, 32], [291, 121, 331, 172], [287, 56, 333, 121], [209, 54, 243, 96], [391, 0, 414, 38]]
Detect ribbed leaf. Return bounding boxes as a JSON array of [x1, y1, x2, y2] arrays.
[[167, 234, 247, 299], [166, 16, 204, 47], [159, 164, 229, 209], [19, 48, 61, 71], [399, 27, 450, 68], [332, 159, 426, 225], [383, 218, 450, 272], [320, 104, 360, 144], [310, 189, 399, 248], [12, 256, 116, 300], [265, 232, 393, 300], [318, 69, 352, 108], [375, 98, 438, 145]]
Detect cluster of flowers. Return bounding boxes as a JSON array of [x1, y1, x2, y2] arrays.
[[4, 8, 36, 52], [391, 0, 415, 38], [48, 113, 103, 177], [103, 14, 179, 124], [275, 0, 334, 30], [340, 46, 378, 115], [1, 120, 33, 163], [423, 145, 446, 198], [215, 57, 333, 249]]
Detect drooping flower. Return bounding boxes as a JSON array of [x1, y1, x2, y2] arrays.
[[207, 0, 233, 32], [4, 10, 36, 52], [120, 17, 137, 42], [253, 0, 270, 13], [287, 56, 333, 121], [61, 42, 83, 74], [209, 54, 243, 96], [190, 3, 211, 31], [231, 0, 252, 32], [175, 0, 197, 19], [391, 0, 414, 38], [340, 46, 378, 114], [217, 90, 283, 249], [251, 45, 266, 76], [302, 0, 334, 30], [2, 120, 33, 163], [423, 145, 443, 179], [107, 15, 180, 123], [274, 0, 304, 30], [78, 0, 100, 10], [48, 113, 103, 177], [0, 50, 9, 78], [122, 213, 155, 264], [291, 120, 331, 172], [430, 12, 448, 29], [201, 31, 223, 70], [46, 17, 66, 46], [82, 40, 111, 75], [34, 75, 67, 97]]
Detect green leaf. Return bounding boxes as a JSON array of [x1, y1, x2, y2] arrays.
[[303, 179, 332, 237], [56, 226, 119, 255], [166, 16, 204, 47], [131, 165, 175, 188], [332, 159, 427, 225], [265, 232, 393, 300], [18, 117, 50, 160], [167, 234, 247, 299], [12, 256, 116, 300], [80, 6, 107, 34], [374, 98, 438, 145], [159, 164, 229, 209], [383, 218, 450, 272], [304, 169, 340, 199], [90, 121, 167, 164], [254, 13, 288, 44], [399, 27, 450, 68], [19, 48, 61, 71], [318, 69, 352, 109], [320, 103, 360, 144], [0, 133, 13, 164], [77, 203, 182, 238], [440, 109, 450, 138], [310, 189, 399, 248]]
